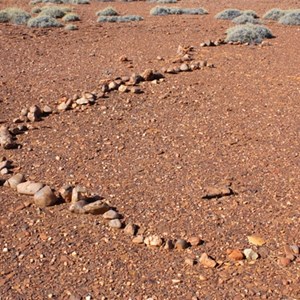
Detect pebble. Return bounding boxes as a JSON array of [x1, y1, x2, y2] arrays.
[[69, 200, 88, 214], [0, 126, 15, 149], [103, 209, 120, 220], [179, 63, 190, 72], [144, 235, 163, 247], [108, 81, 119, 91], [43, 105, 52, 114], [228, 249, 244, 261], [34, 185, 57, 208], [278, 257, 291, 267], [132, 235, 144, 244], [83, 200, 110, 215], [108, 219, 122, 229], [58, 184, 73, 202], [175, 239, 189, 250], [17, 181, 44, 195], [76, 98, 89, 105], [188, 236, 201, 246], [4, 173, 25, 189], [199, 253, 217, 268], [27, 105, 42, 122], [243, 248, 259, 261], [124, 223, 138, 236], [130, 87, 142, 94]]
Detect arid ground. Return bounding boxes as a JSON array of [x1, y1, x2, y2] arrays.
[[0, 0, 300, 299]]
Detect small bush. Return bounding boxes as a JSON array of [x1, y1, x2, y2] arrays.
[[215, 9, 242, 20], [0, 8, 31, 25], [150, 6, 208, 16], [0, 11, 9, 23], [96, 7, 118, 16], [243, 10, 258, 18], [279, 10, 300, 25], [225, 24, 273, 44], [97, 15, 143, 22], [65, 23, 78, 30], [27, 15, 63, 27], [62, 13, 80, 21], [39, 6, 71, 18], [66, 0, 90, 4], [148, 0, 177, 3], [30, 0, 43, 4], [31, 7, 42, 14], [232, 14, 261, 24], [263, 8, 286, 20]]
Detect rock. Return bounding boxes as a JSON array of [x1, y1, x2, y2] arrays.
[[290, 245, 299, 255], [124, 223, 138, 236], [20, 108, 29, 116], [278, 257, 291, 267], [144, 235, 163, 247], [76, 98, 89, 105], [0, 126, 15, 149], [199, 60, 207, 68], [199, 253, 217, 268], [130, 87, 142, 94], [27, 105, 42, 122], [166, 67, 178, 74], [164, 239, 174, 250], [118, 85, 129, 93], [188, 236, 202, 246], [284, 245, 296, 261], [202, 186, 233, 199], [132, 235, 144, 244], [228, 249, 244, 261], [243, 248, 259, 261], [0, 168, 8, 175], [34, 185, 57, 208], [119, 55, 129, 62], [57, 98, 73, 111], [141, 69, 162, 82], [247, 235, 266, 246], [0, 160, 11, 170], [17, 181, 44, 195], [175, 239, 189, 250], [71, 186, 87, 203], [4, 173, 25, 189], [108, 219, 122, 229], [182, 54, 192, 61], [58, 184, 73, 202], [128, 73, 143, 85], [185, 258, 196, 266], [69, 294, 82, 300], [179, 63, 190, 72], [43, 105, 52, 114], [69, 200, 88, 214], [103, 209, 120, 220], [83, 200, 110, 215], [82, 92, 95, 102], [108, 81, 119, 91]]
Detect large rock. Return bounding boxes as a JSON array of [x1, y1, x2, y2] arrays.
[[83, 200, 110, 215], [17, 181, 44, 195], [4, 173, 25, 189], [34, 185, 57, 208]]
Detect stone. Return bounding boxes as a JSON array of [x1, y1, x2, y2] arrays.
[[20, 108, 29, 116], [243, 248, 259, 261], [128, 73, 143, 85], [0, 126, 15, 149], [108, 219, 122, 229], [58, 185, 73, 203], [247, 235, 266, 246], [119, 55, 129, 62], [185, 258, 196, 266], [132, 235, 144, 244], [166, 67, 178, 74], [175, 239, 189, 250], [118, 85, 129, 93], [124, 223, 138, 236], [202, 186, 233, 199], [141, 69, 155, 81], [199, 253, 217, 268], [71, 186, 87, 203], [144, 235, 163, 247], [164, 239, 174, 250], [290, 245, 299, 255], [108, 81, 119, 91], [0, 168, 8, 175], [188, 236, 202, 246], [278, 257, 291, 267], [27, 105, 42, 122], [284, 245, 296, 261], [130, 87, 142, 94], [17, 181, 44, 195], [103, 209, 120, 220], [82, 92, 95, 102], [76, 98, 89, 105], [4, 173, 25, 189], [228, 249, 244, 261], [179, 63, 190, 72], [43, 105, 52, 114], [0, 160, 10, 170], [34, 185, 57, 208], [69, 200, 88, 214], [199, 60, 207, 67], [83, 200, 110, 215]]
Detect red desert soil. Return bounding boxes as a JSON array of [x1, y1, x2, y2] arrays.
[[0, 0, 300, 299]]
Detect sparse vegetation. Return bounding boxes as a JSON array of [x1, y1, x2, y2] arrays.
[[62, 13, 80, 21], [27, 15, 63, 27], [278, 10, 300, 25], [97, 15, 143, 22], [64, 23, 78, 30], [67, 0, 90, 4], [96, 7, 118, 17], [30, 0, 89, 4], [39, 6, 71, 18], [243, 10, 258, 18], [0, 8, 31, 25], [148, 0, 177, 3], [225, 24, 273, 44], [232, 14, 261, 25], [150, 6, 208, 16], [215, 9, 242, 20], [263, 8, 286, 20], [31, 7, 42, 14]]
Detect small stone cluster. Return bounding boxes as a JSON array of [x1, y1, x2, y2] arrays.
[[200, 38, 226, 47]]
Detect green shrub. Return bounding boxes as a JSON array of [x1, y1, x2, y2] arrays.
[[27, 15, 63, 27], [0, 11, 9, 23], [62, 13, 80, 21], [65, 23, 78, 30], [263, 8, 286, 20], [0, 8, 31, 25], [97, 15, 143, 22], [232, 14, 261, 24], [39, 6, 71, 18], [215, 9, 242, 20], [225, 24, 274, 44], [31, 7, 42, 14], [243, 10, 258, 18], [278, 10, 300, 25], [96, 7, 118, 16], [150, 6, 208, 16]]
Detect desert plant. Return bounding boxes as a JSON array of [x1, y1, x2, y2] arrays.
[[0, 11, 9, 23], [150, 6, 208, 16], [232, 14, 261, 24], [243, 10, 258, 18], [65, 23, 78, 30], [263, 8, 286, 20], [39, 6, 71, 18], [97, 15, 143, 22], [62, 13, 80, 21], [215, 9, 242, 20], [0, 8, 31, 25], [278, 10, 300, 25], [225, 24, 273, 44], [66, 0, 90, 4], [96, 7, 118, 16], [148, 0, 177, 3], [27, 15, 63, 27], [31, 7, 42, 14]]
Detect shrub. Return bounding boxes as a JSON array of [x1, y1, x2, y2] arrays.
[[65, 23, 78, 30], [97, 15, 143, 22], [150, 6, 208, 16], [62, 13, 80, 21], [0, 8, 31, 25], [96, 7, 118, 16], [39, 6, 71, 18], [30, 0, 43, 4], [243, 10, 258, 18], [232, 14, 261, 24], [31, 7, 42, 14], [278, 10, 300, 25], [225, 24, 274, 44], [215, 9, 242, 20], [27, 15, 63, 27], [263, 8, 286, 20], [66, 0, 90, 4]]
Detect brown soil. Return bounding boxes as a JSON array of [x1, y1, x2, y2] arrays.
[[0, 0, 300, 299]]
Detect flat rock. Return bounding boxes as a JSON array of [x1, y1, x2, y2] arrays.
[[83, 200, 110, 215], [17, 181, 44, 195], [202, 186, 233, 199], [132, 235, 144, 244], [108, 219, 122, 229], [69, 200, 88, 214], [4, 173, 25, 189], [34, 185, 57, 208], [103, 209, 120, 220]]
